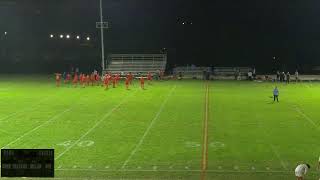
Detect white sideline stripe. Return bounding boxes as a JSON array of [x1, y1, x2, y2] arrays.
[[294, 105, 319, 129], [55, 168, 299, 174], [1, 109, 71, 149], [55, 90, 137, 160], [121, 85, 176, 169], [269, 144, 287, 170]]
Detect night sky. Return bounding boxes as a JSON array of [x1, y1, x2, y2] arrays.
[[1, 0, 320, 73]]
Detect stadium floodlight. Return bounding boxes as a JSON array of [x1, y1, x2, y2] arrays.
[[182, 22, 185, 25], [76, 35, 80, 39], [60, 34, 64, 39], [86, 37, 90, 41], [66, 35, 70, 39], [50, 34, 54, 38], [4, 31, 7, 35]]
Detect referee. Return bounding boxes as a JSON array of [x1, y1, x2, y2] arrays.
[[273, 87, 279, 102]]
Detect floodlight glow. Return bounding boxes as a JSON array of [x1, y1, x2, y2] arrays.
[[66, 35, 70, 39], [50, 34, 54, 38], [76, 35, 80, 39], [4, 31, 7, 35], [182, 22, 185, 25], [86, 37, 90, 41], [60, 34, 64, 38]]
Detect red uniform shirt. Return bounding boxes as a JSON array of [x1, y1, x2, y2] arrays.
[[81, 75, 86, 82], [95, 74, 100, 81], [85, 75, 89, 82], [104, 75, 109, 84], [112, 76, 116, 84], [73, 74, 78, 82], [66, 74, 71, 80], [147, 73, 152, 80], [90, 74, 95, 81], [140, 77, 145, 84], [55, 73, 62, 81]]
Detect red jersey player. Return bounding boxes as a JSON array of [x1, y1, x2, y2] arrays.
[[95, 74, 101, 86], [55, 73, 62, 87], [90, 73, 95, 86], [107, 73, 112, 85], [79, 73, 83, 86], [73, 73, 78, 87], [147, 72, 152, 84], [86, 75, 90, 86], [112, 75, 117, 88], [65, 73, 71, 84], [125, 77, 130, 90], [115, 73, 120, 85], [140, 76, 145, 89], [81, 74, 86, 88], [104, 74, 109, 90], [127, 72, 133, 85]]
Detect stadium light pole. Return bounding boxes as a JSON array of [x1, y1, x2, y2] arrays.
[[99, 0, 105, 71]]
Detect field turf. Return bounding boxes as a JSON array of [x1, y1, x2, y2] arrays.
[[0, 75, 320, 180]]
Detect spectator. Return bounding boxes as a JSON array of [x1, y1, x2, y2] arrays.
[[286, 72, 290, 84], [295, 70, 299, 82]]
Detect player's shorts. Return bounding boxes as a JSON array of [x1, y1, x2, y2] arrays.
[[294, 170, 303, 177]]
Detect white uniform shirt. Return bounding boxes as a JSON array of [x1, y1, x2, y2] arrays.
[[295, 164, 308, 176]]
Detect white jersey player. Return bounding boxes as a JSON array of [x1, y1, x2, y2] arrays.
[[294, 163, 310, 180]]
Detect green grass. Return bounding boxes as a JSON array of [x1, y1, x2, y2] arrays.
[[0, 76, 320, 179]]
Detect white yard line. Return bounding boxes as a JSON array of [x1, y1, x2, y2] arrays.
[[0, 129, 11, 135], [0, 93, 58, 122], [1, 109, 71, 149], [201, 83, 209, 172], [259, 117, 288, 170], [121, 85, 177, 169], [55, 90, 138, 160], [269, 144, 288, 170], [294, 105, 319, 129]]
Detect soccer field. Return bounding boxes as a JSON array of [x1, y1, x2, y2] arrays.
[[0, 75, 320, 180]]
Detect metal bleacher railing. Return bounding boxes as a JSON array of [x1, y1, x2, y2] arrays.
[[213, 67, 252, 75], [173, 66, 212, 78], [104, 54, 167, 75]]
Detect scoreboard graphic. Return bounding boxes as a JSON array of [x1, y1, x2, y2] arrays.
[[1, 149, 54, 177]]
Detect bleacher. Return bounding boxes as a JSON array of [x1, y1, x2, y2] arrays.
[[173, 66, 212, 79], [104, 54, 167, 75], [213, 67, 252, 75], [212, 67, 253, 80]]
